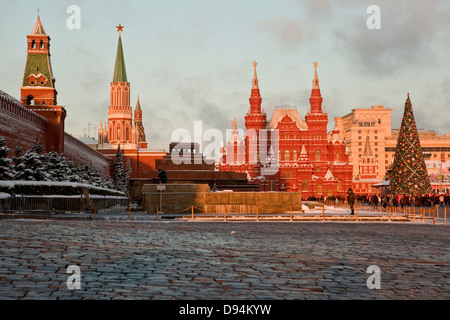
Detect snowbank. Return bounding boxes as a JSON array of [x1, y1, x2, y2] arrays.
[[0, 180, 125, 196]]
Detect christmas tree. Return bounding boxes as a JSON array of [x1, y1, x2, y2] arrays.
[[390, 94, 431, 195]]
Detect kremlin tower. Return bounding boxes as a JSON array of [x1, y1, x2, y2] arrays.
[[20, 15, 66, 153], [108, 24, 132, 144], [97, 25, 164, 173]]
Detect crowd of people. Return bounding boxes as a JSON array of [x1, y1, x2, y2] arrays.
[[305, 193, 450, 209], [356, 193, 450, 208]]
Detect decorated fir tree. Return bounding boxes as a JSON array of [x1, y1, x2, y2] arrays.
[[390, 94, 431, 195]]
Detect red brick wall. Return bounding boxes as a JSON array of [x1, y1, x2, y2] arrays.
[[1, 90, 111, 177], [0, 90, 47, 153], [64, 133, 111, 176]]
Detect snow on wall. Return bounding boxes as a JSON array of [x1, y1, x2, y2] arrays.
[[64, 133, 111, 176], [0, 90, 112, 177]]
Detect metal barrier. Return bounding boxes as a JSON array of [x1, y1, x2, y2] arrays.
[[0, 195, 128, 214], [151, 202, 448, 225]]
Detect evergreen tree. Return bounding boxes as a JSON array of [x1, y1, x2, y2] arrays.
[[0, 137, 14, 180], [0, 136, 117, 191], [14, 139, 51, 181], [125, 158, 131, 181], [13, 143, 23, 164], [41, 151, 71, 182], [113, 145, 128, 192], [390, 94, 431, 195]]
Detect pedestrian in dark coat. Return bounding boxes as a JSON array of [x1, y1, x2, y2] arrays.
[[347, 188, 357, 215]]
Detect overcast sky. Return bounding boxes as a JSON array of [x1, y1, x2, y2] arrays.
[[1, 0, 450, 151]]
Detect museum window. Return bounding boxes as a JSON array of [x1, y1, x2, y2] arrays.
[[302, 179, 308, 191], [284, 150, 290, 162], [317, 184, 323, 195], [315, 150, 321, 161]]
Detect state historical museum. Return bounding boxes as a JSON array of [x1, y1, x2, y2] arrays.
[[219, 62, 353, 198]]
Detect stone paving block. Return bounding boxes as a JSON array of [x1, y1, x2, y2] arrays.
[[0, 220, 449, 299]]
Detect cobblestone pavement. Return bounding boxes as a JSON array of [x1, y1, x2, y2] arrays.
[[0, 220, 448, 300]]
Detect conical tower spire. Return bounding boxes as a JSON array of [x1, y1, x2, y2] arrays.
[[31, 15, 46, 35], [362, 132, 373, 157], [248, 61, 262, 114], [135, 95, 141, 110], [252, 61, 259, 89], [113, 25, 127, 82], [312, 61, 319, 89], [309, 61, 323, 113]]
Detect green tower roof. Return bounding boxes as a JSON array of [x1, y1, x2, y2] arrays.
[[113, 35, 127, 82]]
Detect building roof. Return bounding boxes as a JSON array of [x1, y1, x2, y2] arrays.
[[22, 54, 53, 88], [31, 16, 46, 35], [135, 95, 141, 110], [268, 107, 308, 130]]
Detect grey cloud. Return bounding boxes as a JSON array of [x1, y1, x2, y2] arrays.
[[333, 0, 450, 75], [258, 15, 309, 49], [175, 77, 230, 129]]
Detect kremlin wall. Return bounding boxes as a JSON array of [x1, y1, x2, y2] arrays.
[[2, 16, 450, 198]]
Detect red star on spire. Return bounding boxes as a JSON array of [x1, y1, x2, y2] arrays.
[[116, 24, 124, 32]]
